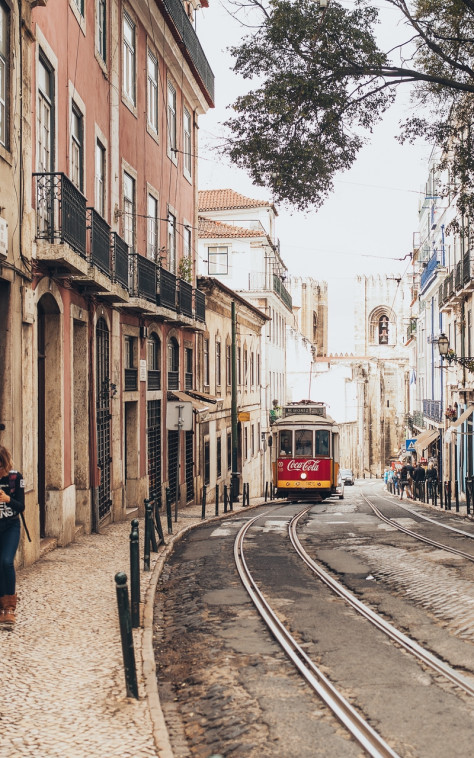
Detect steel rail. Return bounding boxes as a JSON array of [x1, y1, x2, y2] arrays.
[[376, 490, 474, 539], [289, 509, 474, 698], [234, 509, 401, 758], [360, 491, 474, 563]]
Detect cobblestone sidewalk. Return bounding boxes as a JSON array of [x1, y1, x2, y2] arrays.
[[0, 499, 265, 758]]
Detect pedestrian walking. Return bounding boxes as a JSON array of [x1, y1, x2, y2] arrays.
[[426, 462, 438, 499], [399, 464, 409, 500], [0, 446, 26, 627], [412, 462, 426, 500]]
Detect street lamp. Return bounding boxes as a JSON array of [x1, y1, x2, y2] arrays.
[[437, 333, 474, 371]]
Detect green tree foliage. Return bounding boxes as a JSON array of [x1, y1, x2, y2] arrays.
[[224, 0, 474, 221]]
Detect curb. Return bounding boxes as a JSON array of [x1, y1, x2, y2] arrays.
[[141, 499, 267, 757]]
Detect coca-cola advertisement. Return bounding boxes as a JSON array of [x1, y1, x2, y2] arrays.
[[277, 458, 331, 481]]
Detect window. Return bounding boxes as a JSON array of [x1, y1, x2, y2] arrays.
[[227, 431, 231, 471], [147, 194, 158, 260], [250, 352, 254, 387], [279, 430, 292, 456], [147, 334, 161, 390], [124, 336, 135, 368], [243, 349, 248, 387], [226, 344, 231, 386], [251, 424, 255, 457], [244, 427, 248, 460], [147, 51, 158, 134], [123, 12, 136, 105], [185, 347, 193, 390], [95, 140, 106, 217], [315, 430, 330, 456], [73, 0, 84, 15], [237, 347, 241, 385], [203, 338, 209, 386], [204, 439, 210, 485], [295, 430, 312, 457], [96, 0, 106, 62], [257, 354, 260, 386], [208, 246, 228, 275], [183, 225, 191, 261], [168, 337, 179, 389], [71, 103, 83, 191], [216, 340, 221, 387], [167, 81, 176, 158], [183, 106, 192, 177], [167, 211, 176, 273], [37, 55, 54, 172], [0, 1, 9, 148], [379, 315, 389, 344], [123, 172, 135, 249]]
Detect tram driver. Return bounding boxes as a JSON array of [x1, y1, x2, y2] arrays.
[[279, 430, 293, 456]]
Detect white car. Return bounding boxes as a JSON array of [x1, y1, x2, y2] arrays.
[[340, 469, 355, 485], [335, 475, 345, 500]]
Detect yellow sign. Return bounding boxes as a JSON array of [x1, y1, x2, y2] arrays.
[[238, 411, 251, 422]]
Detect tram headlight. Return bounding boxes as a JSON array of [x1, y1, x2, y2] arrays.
[[300, 472, 307, 480]]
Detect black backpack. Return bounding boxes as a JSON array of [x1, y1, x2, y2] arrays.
[[8, 471, 31, 542]]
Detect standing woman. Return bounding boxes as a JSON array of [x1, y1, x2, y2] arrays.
[[0, 446, 25, 627]]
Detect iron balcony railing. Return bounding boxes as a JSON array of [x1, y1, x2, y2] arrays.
[[406, 318, 417, 341], [178, 279, 193, 317], [34, 172, 87, 257], [455, 258, 463, 290], [162, 0, 214, 103], [129, 253, 157, 302], [159, 268, 177, 310], [194, 289, 206, 322], [273, 274, 293, 311], [413, 410, 424, 428], [111, 233, 129, 289], [438, 282, 445, 306], [147, 370, 161, 391], [124, 367, 138, 392], [423, 399, 442, 424], [87, 208, 111, 276], [168, 370, 179, 390]]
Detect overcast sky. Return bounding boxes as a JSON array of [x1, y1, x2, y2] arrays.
[[196, 1, 432, 352]]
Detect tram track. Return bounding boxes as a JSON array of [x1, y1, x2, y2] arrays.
[[234, 506, 400, 758]]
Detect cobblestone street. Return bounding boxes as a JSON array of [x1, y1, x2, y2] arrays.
[[0, 500, 261, 758]]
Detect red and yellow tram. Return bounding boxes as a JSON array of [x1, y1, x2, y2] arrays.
[[271, 401, 340, 501]]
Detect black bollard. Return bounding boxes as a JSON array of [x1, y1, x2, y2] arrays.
[[143, 499, 151, 572], [455, 480, 459, 512], [265, 481, 268, 502], [154, 501, 165, 545], [114, 572, 139, 699], [146, 500, 158, 553], [165, 487, 173, 534], [229, 483, 234, 511], [215, 484, 219, 516], [223, 484, 228, 514], [130, 521, 140, 628], [201, 485, 207, 519]]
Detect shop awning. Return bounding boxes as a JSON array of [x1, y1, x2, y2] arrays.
[[170, 391, 209, 413], [414, 428, 439, 455]]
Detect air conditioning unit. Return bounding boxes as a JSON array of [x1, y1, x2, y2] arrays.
[[0, 218, 7, 259]]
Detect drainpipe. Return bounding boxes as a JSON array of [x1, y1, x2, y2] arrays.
[[231, 301, 239, 500]]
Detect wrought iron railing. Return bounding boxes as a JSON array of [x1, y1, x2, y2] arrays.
[[124, 368, 138, 392], [162, 0, 214, 103], [159, 268, 177, 310], [178, 279, 193, 317], [185, 372, 193, 391], [423, 399, 442, 423], [455, 259, 463, 290], [111, 233, 129, 289], [147, 370, 161, 391], [438, 282, 445, 306], [406, 317, 417, 341], [130, 253, 156, 302], [87, 208, 111, 276], [445, 270, 454, 299], [273, 274, 293, 310], [168, 370, 179, 390], [420, 252, 440, 291], [194, 289, 205, 322], [34, 172, 87, 257]]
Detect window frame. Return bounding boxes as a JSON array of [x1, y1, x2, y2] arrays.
[[147, 192, 158, 261], [95, 139, 106, 217], [167, 210, 176, 273], [70, 101, 84, 192], [147, 49, 158, 135], [183, 105, 192, 179], [122, 11, 136, 106], [215, 339, 221, 388], [123, 170, 136, 250], [0, 0, 9, 150], [203, 337, 209, 387], [208, 246, 228, 275], [37, 52, 55, 173], [96, 0, 107, 63], [167, 80, 177, 162]]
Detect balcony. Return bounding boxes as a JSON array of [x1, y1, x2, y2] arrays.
[[423, 399, 442, 424], [419, 252, 441, 293], [158, 268, 177, 310], [168, 370, 179, 390], [111, 233, 129, 289], [406, 318, 417, 342], [185, 372, 193, 391], [124, 368, 138, 392], [147, 370, 161, 391], [194, 289, 206, 322], [178, 280, 193, 318], [162, 0, 214, 105], [247, 271, 292, 311]]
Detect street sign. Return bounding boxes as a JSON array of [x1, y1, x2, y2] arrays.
[[166, 401, 193, 431], [406, 438, 416, 451], [238, 411, 250, 422]]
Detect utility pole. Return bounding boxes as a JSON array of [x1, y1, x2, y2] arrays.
[[231, 301, 239, 500]]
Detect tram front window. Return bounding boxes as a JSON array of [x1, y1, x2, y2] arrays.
[[279, 430, 293, 456], [295, 430, 313, 457], [315, 430, 330, 456]]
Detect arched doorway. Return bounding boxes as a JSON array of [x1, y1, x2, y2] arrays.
[[37, 293, 61, 538]]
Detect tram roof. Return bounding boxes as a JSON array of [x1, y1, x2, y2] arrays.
[[273, 413, 338, 427]]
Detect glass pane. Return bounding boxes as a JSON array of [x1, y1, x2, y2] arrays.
[[315, 430, 330, 456], [295, 430, 312, 457], [279, 431, 292, 456]]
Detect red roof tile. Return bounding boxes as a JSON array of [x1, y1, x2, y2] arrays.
[[198, 189, 276, 214], [198, 216, 265, 239]]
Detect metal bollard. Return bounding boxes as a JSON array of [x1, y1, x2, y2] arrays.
[[265, 481, 268, 502], [229, 483, 234, 511], [223, 484, 228, 513], [114, 572, 139, 699], [201, 485, 207, 519], [165, 487, 173, 535], [144, 499, 151, 572], [215, 484, 219, 516], [455, 480, 459, 512], [130, 520, 140, 628], [146, 500, 158, 553], [154, 501, 165, 546]]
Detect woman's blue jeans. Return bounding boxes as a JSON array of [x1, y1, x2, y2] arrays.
[[0, 518, 20, 596]]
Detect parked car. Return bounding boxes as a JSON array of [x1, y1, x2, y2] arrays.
[[335, 474, 344, 500], [340, 469, 355, 485]]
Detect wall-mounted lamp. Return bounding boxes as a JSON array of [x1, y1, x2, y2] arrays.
[[437, 333, 474, 371]]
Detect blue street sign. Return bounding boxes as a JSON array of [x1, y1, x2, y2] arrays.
[[406, 438, 416, 451]]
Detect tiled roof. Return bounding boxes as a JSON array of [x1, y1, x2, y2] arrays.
[[198, 189, 274, 213], [198, 216, 265, 239]]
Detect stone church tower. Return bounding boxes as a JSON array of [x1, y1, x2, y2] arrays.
[[351, 275, 411, 476]]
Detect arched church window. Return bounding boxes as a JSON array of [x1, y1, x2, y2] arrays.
[[379, 315, 389, 344]]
